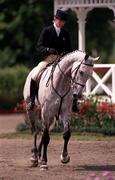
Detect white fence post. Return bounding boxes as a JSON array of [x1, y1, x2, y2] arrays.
[[85, 64, 115, 103], [112, 65, 115, 103], [85, 78, 92, 96]]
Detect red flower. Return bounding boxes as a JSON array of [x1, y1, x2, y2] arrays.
[[97, 102, 109, 113], [14, 101, 26, 113], [79, 100, 92, 115]]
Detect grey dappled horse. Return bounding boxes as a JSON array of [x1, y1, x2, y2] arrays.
[[23, 50, 99, 170]]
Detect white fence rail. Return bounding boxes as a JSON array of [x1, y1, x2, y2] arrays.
[[85, 64, 115, 102]]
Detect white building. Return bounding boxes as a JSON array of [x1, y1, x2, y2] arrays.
[[54, 0, 115, 102], [54, 0, 115, 51]]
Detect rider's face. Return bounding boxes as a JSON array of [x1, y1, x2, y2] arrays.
[[54, 18, 65, 28]]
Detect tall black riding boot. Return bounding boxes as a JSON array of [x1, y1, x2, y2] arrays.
[[72, 94, 79, 113], [27, 79, 38, 111]]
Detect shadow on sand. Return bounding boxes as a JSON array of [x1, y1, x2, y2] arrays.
[[76, 165, 115, 171]]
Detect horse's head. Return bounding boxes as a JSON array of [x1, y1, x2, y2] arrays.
[[71, 54, 99, 97]]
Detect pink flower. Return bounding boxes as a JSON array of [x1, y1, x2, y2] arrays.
[[107, 177, 114, 180], [94, 177, 100, 180], [102, 171, 111, 177], [85, 176, 91, 180]]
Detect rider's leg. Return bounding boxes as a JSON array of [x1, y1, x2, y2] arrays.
[[27, 61, 49, 111], [27, 78, 38, 111], [27, 55, 59, 111]]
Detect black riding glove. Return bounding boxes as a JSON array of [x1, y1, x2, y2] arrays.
[[47, 48, 57, 55]]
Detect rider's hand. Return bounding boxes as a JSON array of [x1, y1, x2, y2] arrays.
[[47, 48, 57, 55]]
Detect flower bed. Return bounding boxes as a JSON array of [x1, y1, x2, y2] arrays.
[[14, 97, 115, 135], [72, 96, 115, 135]]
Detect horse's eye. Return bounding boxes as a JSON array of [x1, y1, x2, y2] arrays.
[[79, 71, 84, 76]]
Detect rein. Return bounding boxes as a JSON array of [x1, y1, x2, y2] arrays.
[[46, 56, 60, 87], [45, 57, 93, 119], [51, 65, 71, 120], [46, 59, 70, 120]]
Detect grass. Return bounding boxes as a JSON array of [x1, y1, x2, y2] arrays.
[[0, 131, 115, 141], [0, 131, 32, 139]]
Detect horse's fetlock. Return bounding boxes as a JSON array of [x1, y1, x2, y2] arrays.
[[31, 148, 38, 154], [38, 151, 41, 158]]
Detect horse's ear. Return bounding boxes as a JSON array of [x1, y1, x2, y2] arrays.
[[93, 56, 100, 61], [84, 54, 89, 60]]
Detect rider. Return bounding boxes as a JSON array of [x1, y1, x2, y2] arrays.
[[28, 9, 71, 110], [28, 9, 79, 112]]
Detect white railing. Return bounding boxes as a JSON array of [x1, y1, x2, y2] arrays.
[[85, 64, 115, 102], [54, 0, 115, 7]]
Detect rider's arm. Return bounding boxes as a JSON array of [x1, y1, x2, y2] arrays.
[[36, 27, 57, 58], [36, 27, 49, 56]]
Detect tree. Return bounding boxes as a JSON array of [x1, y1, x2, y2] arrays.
[[86, 8, 115, 63], [0, 1, 115, 67], [0, 0, 53, 68]]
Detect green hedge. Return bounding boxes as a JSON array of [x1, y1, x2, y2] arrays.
[[0, 66, 29, 110]]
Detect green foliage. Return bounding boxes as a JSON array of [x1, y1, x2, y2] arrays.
[[0, 65, 29, 110], [0, 0, 53, 68], [0, 1, 115, 67], [86, 8, 115, 62], [16, 122, 30, 132]]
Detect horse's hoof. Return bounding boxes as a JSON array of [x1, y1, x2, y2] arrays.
[[30, 160, 38, 167], [38, 158, 42, 164], [30, 156, 37, 162], [40, 164, 48, 171], [37, 158, 42, 167], [60, 154, 70, 164], [30, 157, 38, 167]]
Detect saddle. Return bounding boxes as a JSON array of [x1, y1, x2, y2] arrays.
[[35, 54, 62, 89], [44, 54, 60, 63]]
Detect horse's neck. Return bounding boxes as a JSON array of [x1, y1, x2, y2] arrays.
[[59, 51, 84, 72], [53, 52, 80, 84], [50, 51, 85, 93]]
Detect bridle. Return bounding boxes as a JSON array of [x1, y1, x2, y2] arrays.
[[46, 56, 94, 89], [71, 59, 94, 88], [45, 56, 93, 120]]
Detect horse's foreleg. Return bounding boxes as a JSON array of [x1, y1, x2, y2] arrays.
[[37, 130, 43, 162], [30, 131, 39, 167], [61, 123, 71, 164], [40, 128, 50, 170]]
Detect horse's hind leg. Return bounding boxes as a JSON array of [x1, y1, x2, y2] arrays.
[[61, 117, 71, 164], [25, 100, 38, 167], [39, 128, 50, 170], [37, 130, 43, 162], [30, 131, 39, 167]]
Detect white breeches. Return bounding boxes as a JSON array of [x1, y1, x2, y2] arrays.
[[31, 61, 48, 80], [31, 55, 60, 81]]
